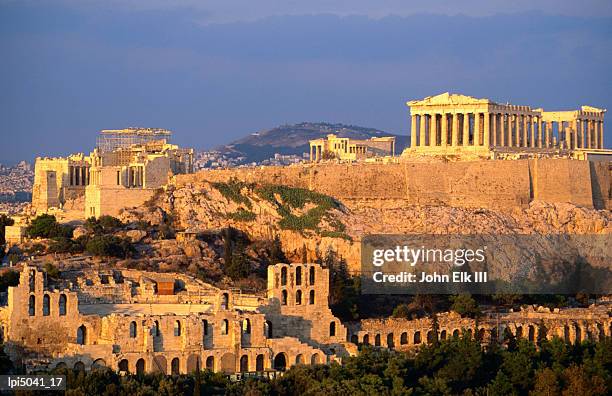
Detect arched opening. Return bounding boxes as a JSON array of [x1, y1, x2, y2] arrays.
[[400, 332, 408, 345], [296, 266, 302, 285], [206, 356, 214, 371], [311, 353, 320, 365], [221, 293, 229, 310], [76, 325, 87, 345], [152, 320, 160, 337], [273, 353, 287, 371], [59, 294, 67, 316], [240, 355, 249, 372], [74, 361, 85, 371], [28, 295, 35, 316], [220, 353, 236, 373], [528, 325, 535, 342], [427, 330, 434, 344], [256, 354, 265, 371], [221, 319, 229, 335], [171, 357, 180, 375], [136, 358, 145, 375], [118, 359, 129, 373], [414, 331, 421, 344], [387, 333, 395, 348], [264, 320, 273, 338], [242, 318, 251, 334], [281, 267, 287, 286], [363, 334, 369, 345], [309, 267, 315, 285], [351, 334, 358, 344], [92, 358, 106, 369], [296, 354, 304, 364], [329, 321, 336, 337], [375, 334, 381, 346], [174, 320, 182, 336], [453, 329, 460, 338], [309, 290, 315, 305], [516, 326, 523, 339], [43, 294, 50, 316], [281, 290, 287, 305], [130, 321, 137, 338], [296, 290, 302, 305], [440, 330, 447, 340]]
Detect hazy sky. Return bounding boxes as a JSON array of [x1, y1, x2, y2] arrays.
[[1, 1, 611, 163]]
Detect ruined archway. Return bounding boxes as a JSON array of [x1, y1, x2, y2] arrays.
[[187, 354, 200, 373], [256, 354, 265, 371], [311, 353, 320, 365], [205, 356, 214, 371], [273, 353, 287, 371], [92, 359, 107, 369], [240, 355, 249, 372], [118, 359, 129, 373], [136, 358, 145, 375], [171, 358, 180, 375]]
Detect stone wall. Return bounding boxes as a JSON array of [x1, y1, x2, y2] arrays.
[[176, 159, 609, 210]]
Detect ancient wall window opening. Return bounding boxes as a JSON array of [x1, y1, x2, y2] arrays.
[[295, 290, 302, 305], [264, 320, 273, 338], [206, 356, 214, 371], [309, 290, 315, 305], [280, 267, 287, 286], [130, 321, 137, 338], [281, 290, 287, 305], [309, 267, 315, 285], [221, 293, 229, 310], [242, 318, 251, 334], [296, 266, 302, 285], [174, 320, 181, 336], [414, 331, 421, 344], [171, 358, 180, 375], [400, 332, 408, 345], [256, 354, 264, 371], [118, 359, 129, 372], [240, 355, 248, 372], [43, 294, 50, 316], [28, 295, 35, 316], [29, 270, 36, 292], [221, 319, 229, 335], [152, 320, 160, 337], [387, 333, 394, 348], [311, 353, 320, 365], [374, 334, 381, 346], [202, 319, 208, 338], [58, 294, 67, 316], [329, 321, 336, 337], [76, 325, 87, 345], [136, 358, 145, 375], [363, 334, 369, 345]]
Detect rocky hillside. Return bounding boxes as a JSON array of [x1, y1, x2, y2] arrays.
[[120, 181, 611, 279]]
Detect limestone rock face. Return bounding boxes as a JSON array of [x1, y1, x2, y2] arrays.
[[125, 229, 147, 243], [120, 181, 611, 272], [72, 226, 88, 239]]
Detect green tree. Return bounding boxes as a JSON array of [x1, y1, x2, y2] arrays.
[[531, 367, 561, 396], [0, 214, 14, 246], [26, 214, 73, 239], [449, 294, 481, 318], [43, 262, 60, 279], [0, 270, 19, 292], [85, 235, 134, 258]]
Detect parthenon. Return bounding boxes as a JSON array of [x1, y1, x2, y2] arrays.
[[406, 93, 606, 158]]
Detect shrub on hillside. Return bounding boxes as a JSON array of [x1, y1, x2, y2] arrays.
[[85, 235, 135, 258], [26, 214, 73, 239]]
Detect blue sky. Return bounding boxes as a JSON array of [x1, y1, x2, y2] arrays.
[[1, 1, 611, 163]]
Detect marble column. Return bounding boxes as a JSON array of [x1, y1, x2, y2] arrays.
[[500, 114, 506, 147], [546, 122, 552, 148], [538, 117, 543, 148], [587, 120, 592, 149], [523, 115, 528, 148], [463, 113, 470, 146], [579, 119, 585, 148], [452, 113, 459, 147], [529, 115, 535, 148], [508, 115, 514, 148], [483, 113, 490, 148], [441, 113, 448, 147], [410, 115, 417, 148], [600, 121, 605, 149], [492, 113, 498, 147], [573, 119, 580, 149], [420, 114, 426, 147]]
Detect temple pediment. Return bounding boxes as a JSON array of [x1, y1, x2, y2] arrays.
[[407, 92, 493, 106], [581, 105, 606, 113]]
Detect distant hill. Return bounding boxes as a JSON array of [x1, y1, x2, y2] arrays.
[[216, 122, 409, 163]]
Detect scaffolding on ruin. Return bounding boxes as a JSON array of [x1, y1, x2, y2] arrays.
[[96, 128, 172, 153]]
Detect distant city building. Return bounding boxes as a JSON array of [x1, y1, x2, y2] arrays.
[[31, 128, 193, 218], [309, 134, 396, 162], [405, 93, 608, 159]]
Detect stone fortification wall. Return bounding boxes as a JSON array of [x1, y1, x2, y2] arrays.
[[176, 159, 608, 210]]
